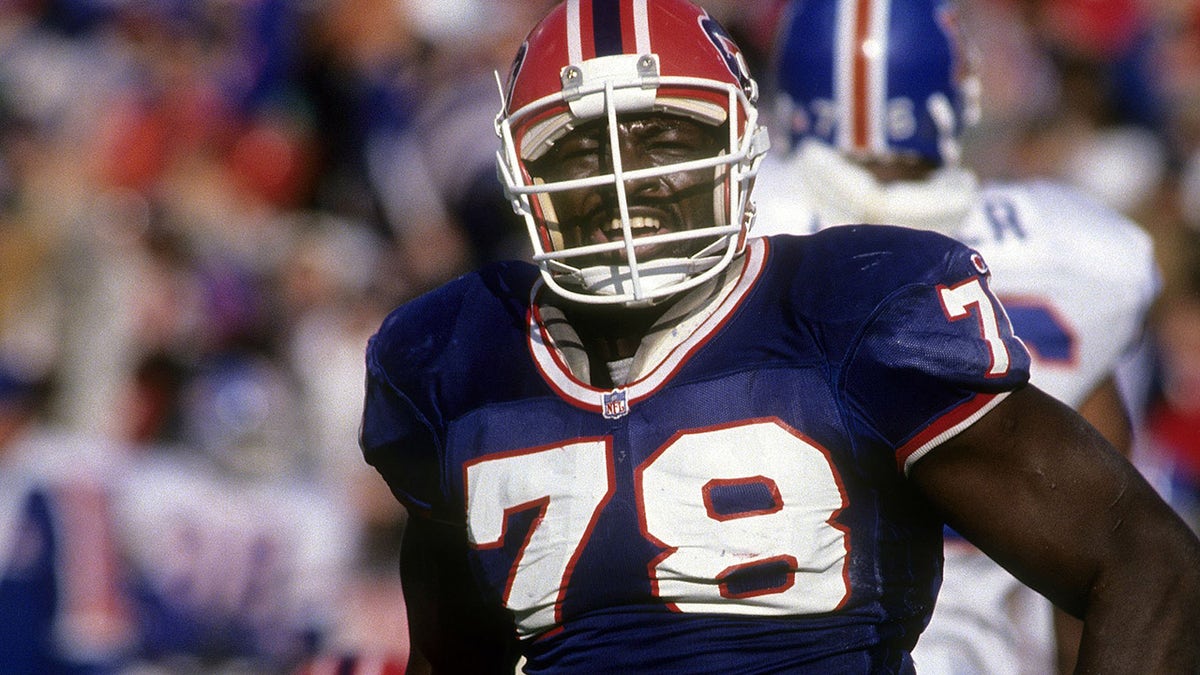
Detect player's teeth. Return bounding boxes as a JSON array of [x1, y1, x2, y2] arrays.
[[607, 217, 660, 232]]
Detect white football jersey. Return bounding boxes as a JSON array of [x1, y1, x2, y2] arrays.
[[0, 428, 133, 667], [752, 148, 1160, 675], [753, 149, 1160, 407], [957, 180, 1159, 407], [114, 451, 358, 667]]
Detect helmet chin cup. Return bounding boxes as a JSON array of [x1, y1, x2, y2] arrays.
[[566, 256, 719, 302], [545, 242, 736, 306]]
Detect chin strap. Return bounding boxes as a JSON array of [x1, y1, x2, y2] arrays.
[[795, 141, 979, 237], [561, 256, 723, 301]]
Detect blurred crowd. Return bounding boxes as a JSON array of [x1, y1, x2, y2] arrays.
[[0, 0, 1198, 672]]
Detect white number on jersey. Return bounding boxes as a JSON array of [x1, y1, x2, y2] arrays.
[[464, 421, 850, 636], [464, 438, 614, 634], [939, 277, 1012, 377], [638, 421, 849, 615]]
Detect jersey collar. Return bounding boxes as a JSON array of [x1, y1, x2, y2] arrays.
[[527, 238, 769, 416]]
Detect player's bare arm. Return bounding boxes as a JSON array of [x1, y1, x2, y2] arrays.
[[1053, 375, 1134, 673], [910, 384, 1200, 674]]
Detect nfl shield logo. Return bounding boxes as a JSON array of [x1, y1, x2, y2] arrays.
[[602, 388, 629, 419]]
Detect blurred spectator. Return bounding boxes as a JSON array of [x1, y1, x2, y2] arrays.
[[349, 0, 556, 279], [1145, 240, 1200, 532]]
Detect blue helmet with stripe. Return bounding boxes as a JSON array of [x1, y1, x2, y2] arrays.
[[774, 0, 978, 167]]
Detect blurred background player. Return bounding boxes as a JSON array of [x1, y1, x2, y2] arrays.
[[753, 0, 1161, 672], [112, 351, 359, 672], [0, 362, 132, 673]]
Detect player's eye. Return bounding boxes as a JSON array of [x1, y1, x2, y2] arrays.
[[635, 119, 721, 160], [557, 140, 602, 162], [532, 129, 608, 179], [644, 132, 702, 157]]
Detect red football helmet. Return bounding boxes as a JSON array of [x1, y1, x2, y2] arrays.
[[496, 0, 769, 304]]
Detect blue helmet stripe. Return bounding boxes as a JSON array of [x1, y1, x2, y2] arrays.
[[592, 0, 624, 57]]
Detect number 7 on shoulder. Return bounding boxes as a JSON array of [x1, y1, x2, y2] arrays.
[[938, 276, 1013, 378]]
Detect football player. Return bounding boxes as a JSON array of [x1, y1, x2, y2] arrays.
[[752, 1, 1164, 672], [0, 366, 133, 672], [360, 1, 1200, 673], [113, 354, 358, 671]]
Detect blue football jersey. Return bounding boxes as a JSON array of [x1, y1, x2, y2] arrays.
[[361, 227, 1031, 674]]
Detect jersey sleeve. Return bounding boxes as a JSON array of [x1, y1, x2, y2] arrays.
[[359, 262, 539, 524], [360, 335, 449, 520], [843, 247, 1032, 475]]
